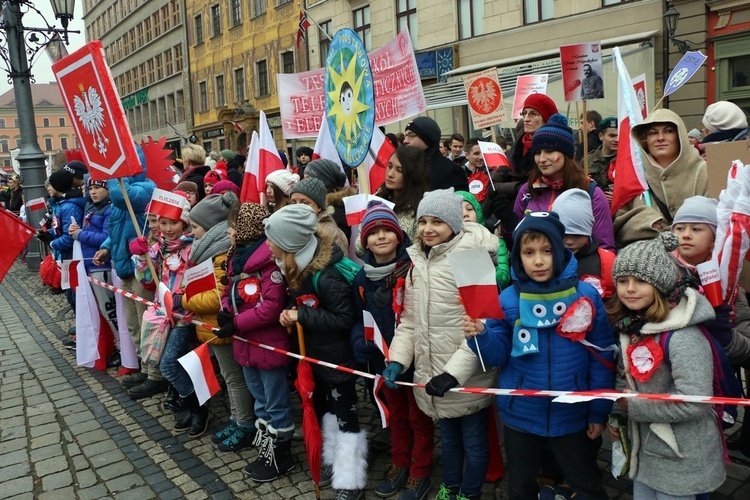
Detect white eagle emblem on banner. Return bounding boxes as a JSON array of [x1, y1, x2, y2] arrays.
[[73, 83, 108, 155]]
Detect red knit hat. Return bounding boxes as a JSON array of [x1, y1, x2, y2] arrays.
[[204, 169, 223, 185], [522, 94, 558, 123]]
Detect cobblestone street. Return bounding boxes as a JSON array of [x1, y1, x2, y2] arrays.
[[2, 262, 750, 499]]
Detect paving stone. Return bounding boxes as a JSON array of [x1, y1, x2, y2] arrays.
[[41, 470, 73, 491], [29, 422, 60, 439], [30, 443, 64, 463], [72, 454, 90, 471], [77, 483, 110, 500], [35, 456, 69, 476], [76, 468, 98, 489], [0, 448, 29, 467], [0, 438, 27, 454], [106, 473, 145, 493], [38, 487, 75, 500], [98, 461, 135, 481], [2, 425, 27, 441], [2, 476, 33, 497], [113, 485, 157, 500], [0, 462, 31, 482], [30, 433, 60, 450], [68, 419, 102, 435]]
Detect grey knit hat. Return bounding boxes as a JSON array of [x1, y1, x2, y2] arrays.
[[672, 195, 718, 234], [613, 232, 680, 295], [189, 191, 238, 230], [264, 204, 319, 271], [290, 177, 327, 211], [551, 188, 594, 237], [305, 158, 346, 190], [416, 188, 464, 235]]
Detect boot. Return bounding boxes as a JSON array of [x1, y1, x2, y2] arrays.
[[332, 429, 368, 499], [250, 425, 296, 483], [174, 392, 198, 432], [320, 413, 338, 488], [163, 384, 185, 412], [243, 418, 268, 476], [187, 400, 210, 438]]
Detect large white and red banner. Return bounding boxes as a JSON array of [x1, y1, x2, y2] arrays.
[[464, 67, 506, 129], [149, 188, 185, 221], [52, 41, 142, 180], [278, 30, 425, 139], [184, 259, 218, 302]]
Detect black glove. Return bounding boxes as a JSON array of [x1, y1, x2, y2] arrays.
[[172, 293, 183, 311], [703, 304, 733, 348], [37, 231, 53, 244], [425, 372, 459, 397], [217, 309, 233, 328], [352, 338, 383, 364], [489, 195, 516, 228], [216, 319, 237, 339]]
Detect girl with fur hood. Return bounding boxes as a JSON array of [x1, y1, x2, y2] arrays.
[[303, 158, 357, 243], [265, 204, 362, 500]]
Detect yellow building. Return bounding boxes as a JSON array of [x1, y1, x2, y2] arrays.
[[185, 0, 303, 155]]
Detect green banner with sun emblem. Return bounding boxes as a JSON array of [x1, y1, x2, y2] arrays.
[[324, 28, 375, 166]]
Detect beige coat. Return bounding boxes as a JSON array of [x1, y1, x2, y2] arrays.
[[613, 108, 708, 248], [389, 223, 498, 419]]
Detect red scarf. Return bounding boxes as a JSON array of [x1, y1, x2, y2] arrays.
[[521, 133, 533, 155], [541, 176, 564, 190]]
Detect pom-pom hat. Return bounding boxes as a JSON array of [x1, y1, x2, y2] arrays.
[[531, 114, 576, 159], [266, 170, 300, 197], [360, 201, 404, 247], [613, 232, 680, 295]]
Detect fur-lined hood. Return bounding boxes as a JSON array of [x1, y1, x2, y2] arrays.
[[640, 287, 714, 335], [326, 186, 357, 208], [299, 229, 339, 280]]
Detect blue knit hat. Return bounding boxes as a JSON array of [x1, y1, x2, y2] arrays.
[[531, 113, 575, 159], [511, 211, 568, 281], [360, 201, 404, 247]]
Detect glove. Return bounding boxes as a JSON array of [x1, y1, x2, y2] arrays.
[[128, 236, 149, 256], [217, 309, 234, 328], [172, 293, 183, 311], [216, 319, 237, 339], [352, 338, 383, 364], [381, 362, 403, 389], [703, 304, 733, 348], [425, 372, 459, 397], [37, 231, 53, 244], [490, 195, 516, 227]]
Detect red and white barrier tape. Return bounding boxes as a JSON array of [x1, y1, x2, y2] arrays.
[[87, 277, 750, 407]]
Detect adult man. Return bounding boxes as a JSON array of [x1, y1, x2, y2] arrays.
[[448, 133, 468, 169], [575, 110, 602, 161], [586, 117, 618, 198], [581, 64, 604, 100], [404, 116, 468, 192]]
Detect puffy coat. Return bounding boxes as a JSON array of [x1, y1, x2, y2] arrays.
[[136, 235, 193, 325], [77, 200, 111, 272], [184, 252, 230, 345], [223, 240, 289, 369], [48, 195, 86, 261], [427, 149, 469, 192], [618, 288, 725, 495], [467, 253, 615, 436], [317, 210, 348, 255], [389, 223, 498, 419]]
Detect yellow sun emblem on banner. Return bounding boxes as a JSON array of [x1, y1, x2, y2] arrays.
[[326, 51, 371, 152]]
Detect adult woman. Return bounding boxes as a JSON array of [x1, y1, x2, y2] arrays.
[[3, 174, 24, 217], [179, 144, 212, 201]]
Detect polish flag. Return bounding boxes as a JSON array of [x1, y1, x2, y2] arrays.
[[60, 259, 81, 289], [448, 247, 503, 319], [363, 310, 390, 361], [26, 197, 46, 212], [240, 111, 285, 203], [312, 116, 347, 181], [373, 374, 391, 428], [609, 47, 648, 216], [184, 259, 217, 302], [0, 209, 36, 283], [478, 141, 510, 168], [149, 188, 185, 221], [112, 271, 140, 369], [362, 127, 395, 194], [158, 282, 174, 326], [343, 194, 395, 226], [230, 120, 244, 133], [178, 343, 221, 405]]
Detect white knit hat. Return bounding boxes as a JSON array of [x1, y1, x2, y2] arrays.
[[551, 188, 594, 237], [265, 170, 300, 197], [702, 101, 748, 133]]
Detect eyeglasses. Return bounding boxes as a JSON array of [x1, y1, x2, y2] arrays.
[[404, 131, 417, 138], [521, 110, 541, 119]]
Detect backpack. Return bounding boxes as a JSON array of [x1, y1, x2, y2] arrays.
[[659, 325, 742, 430], [312, 257, 362, 295]]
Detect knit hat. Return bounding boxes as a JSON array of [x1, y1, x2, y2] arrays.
[[87, 177, 108, 190], [598, 117, 618, 132], [613, 232, 680, 295], [189, 191, 238, 230], [48, 169, 74, 193], [175, 181, 199, 197], [511, 211, 567, 280], [264, 204, 319, 271], [220, 149, 236, 162], [702, 101, 748, 133], [211, 180, 240, 197], [266, 170, 300, 197], [360, 201, 405, 247], [234, 202, 269, 243], [305, 159, 346, 190], [416, 188, 464, 235], [672, 195, 718, 234], [456, 191, 485, 225], [551, 188, 594, 236], [522, 94, 558, 123], [290, 177, 327, 210], [405, 116, 442, 149], [203, 169, 223, 185], [214, 162, 228, 178], [61, 160, 88, 179], [687, 128, 703, 141], [531, 114, 575, 158]]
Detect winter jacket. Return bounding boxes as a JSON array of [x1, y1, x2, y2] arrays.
[[617, 288, 725, 496], [427, 149, 469, 192], [514, 182, 616, 252], [389, 223, 498, 420], [223, 241, 289, 369], [585, 145, 615, 191], [613, 109, 708, 248], [291, 234, 358, 384], [77, 199, 112, 272], [2, 186, 23, 216], [317, 210, 349, 255], [326, 186, 357, 244], [48, 195, 86, 261], [466, 253, 615, 436], [179, 164, 211, 200], [698, 128, 749, 158], [573, 241, 615, 300], [102, 163, 155, 279], [574, 130, 602, 162]]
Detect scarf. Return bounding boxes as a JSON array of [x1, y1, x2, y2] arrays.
[[521, 133, 533, 155], [230, 238, 266, 277], [541, 176, 564, 190], [189, 221, 232, 265]]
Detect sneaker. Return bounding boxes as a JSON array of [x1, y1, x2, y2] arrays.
[[121, 372, 148, 388], [398, 477, 431, 500], [374, 464, 408, 497], [211, 419, 237, 444], [318, 463, 334, 488], [434, 484, 459, 500], [218, 424, 257, 452], [63, 337, 76, 350], [128, 379, 169, 400], [334, 490, 363, 500]]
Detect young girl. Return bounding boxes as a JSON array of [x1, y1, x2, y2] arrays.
[[265, 204, 363, 500], [383, 189, 499, 500], [290, 177, 349, 254], [203, 169, 223, 196], [350, 202, 435, 499], [216, 201, 295, 482], [458, 190, 510, 289], [607, 232, 726, 498], [265, 170, 299, 213]]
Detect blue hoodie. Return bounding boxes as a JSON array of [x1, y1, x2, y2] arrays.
[[47, 194, 86, 261]]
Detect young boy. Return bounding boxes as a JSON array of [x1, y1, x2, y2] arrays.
[[551, 188, 616, 299], [462, 211, 613, 500]]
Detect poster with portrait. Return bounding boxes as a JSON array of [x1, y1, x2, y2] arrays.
[[559, 42, 604, 102], [512, 74, 548, 120], [463, 67, 506, 128]]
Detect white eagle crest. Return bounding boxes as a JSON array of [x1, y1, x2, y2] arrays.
[[73, 84, 109, 155], [470, 80, 498, 113]]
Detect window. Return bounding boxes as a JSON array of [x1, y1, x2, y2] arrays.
[[171, 0, 180, 26], [14, 118, 19, 128], [156, 54, 163, 80], [319, 20, 332, 66], [199, 81, 208, 112], [144, 17, 152, 41], [234, 67, 245, 101], [137, 24, 144, 47], [59, 117, 65, 126], [176, 91, 185, 122], [219, 138, 226, 150], [0, 119, 5, 128], [42, 118, 50, 127], [458, 0, 483, 39], [231, 0, 242, 27], [166, 93, 175, 123], [153, 12, 161, 37], [211, 5, 221, 36], [165, 48, 173, 75], [256, 60, 269, 96], [161, 6, 170, 32], [60, 137, 68, 150], [397, 0, 417, 48], [139, 62, 147, 87], [203, 141, 213, 152], [353, 6, 371, 51], [44, 138, 53, 150], [15, 137, 21, 148], [174, 44, 183, 72], [252, 0, 266, 18], [194, 15, 203, 44], [0, 139, 8, 152], [216, 75, 225, 106], [282, 51, 294, 74], [524, 0, 553, 24]]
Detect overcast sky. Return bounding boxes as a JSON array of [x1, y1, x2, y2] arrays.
[[0, 1, 87, 96]]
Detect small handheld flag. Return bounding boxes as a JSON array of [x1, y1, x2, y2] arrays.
[[178, 343, 221, 405], [363, 311, 390, 361], [184, 259, 218, 302]]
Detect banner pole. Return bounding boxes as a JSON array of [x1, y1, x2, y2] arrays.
[[118, 178, 159, 283], [582, 100, 589, 177]]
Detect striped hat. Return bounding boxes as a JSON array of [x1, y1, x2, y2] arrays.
[[360, 201, 404, 248], [531, 113, 575, 159]]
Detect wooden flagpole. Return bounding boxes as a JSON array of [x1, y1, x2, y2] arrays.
[[582, 100, 589, 177], [118, 179, 159, 282]]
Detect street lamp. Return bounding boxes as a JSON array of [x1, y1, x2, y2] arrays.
[[0, 0, 79, 271], [664, 1, 695, 54]]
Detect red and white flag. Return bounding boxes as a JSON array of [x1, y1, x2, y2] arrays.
[[363, 310, 390, 361], [0, 208, 36, 283], [373, 374, 391, 428], [240, 111, 285, 203], [26, 197, 46, 212], [478, 141, 510, 168], [343, 194, 395, 226], [178, 343, 221, 405], [184, 259, 217, 302], [158, 282, 174, 326], [448, 247, 503, 319], [230, 121, 244, 133], [112, 271, 139, 369], [60, 259, 81, 289], [149, 188, 185, 221], [312, 116, 346, 177], [362, 127, 395, 194], [609, 47, 648, 216]]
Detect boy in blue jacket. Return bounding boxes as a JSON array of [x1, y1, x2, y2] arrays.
[[462, 211, 613, 500]]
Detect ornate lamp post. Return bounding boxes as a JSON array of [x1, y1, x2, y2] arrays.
[[0, 0, 78, 270]]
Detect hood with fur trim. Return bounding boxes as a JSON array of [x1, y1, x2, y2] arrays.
[[325, 186, 357, 208]]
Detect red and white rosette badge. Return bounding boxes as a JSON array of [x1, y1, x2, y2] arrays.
[[697, 259, 723, 307], [626, 336, 664, 382], [556, 297, 594, 342]]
